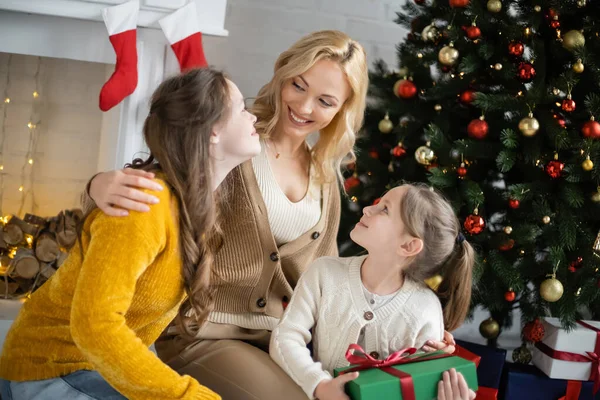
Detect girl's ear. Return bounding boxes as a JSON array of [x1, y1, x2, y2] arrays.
[[397, 237, 423, 257], [210, 131, 220, 144]]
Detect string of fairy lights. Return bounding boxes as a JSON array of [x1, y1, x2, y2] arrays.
[[0, 54, 41, 220]]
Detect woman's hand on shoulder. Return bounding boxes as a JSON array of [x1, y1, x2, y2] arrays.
[[90, 168, 163, 217]]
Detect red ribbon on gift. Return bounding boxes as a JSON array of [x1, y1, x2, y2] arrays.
[[475, 386, 498, 400], [534, 341, 599, 394], [558, 380, 582, 400], [339, 344, 452, 400]]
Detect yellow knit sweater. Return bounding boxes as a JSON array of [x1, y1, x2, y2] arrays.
[[0, 178, 220, 400]]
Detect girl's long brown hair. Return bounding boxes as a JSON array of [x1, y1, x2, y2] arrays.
[[96, 68, 230, 336], [399, 184, 475, 331]]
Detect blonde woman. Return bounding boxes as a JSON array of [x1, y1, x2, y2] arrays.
[[83, 31, 453, 399]]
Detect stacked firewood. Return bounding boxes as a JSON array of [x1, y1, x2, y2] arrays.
[[0, 209, 83, 299]]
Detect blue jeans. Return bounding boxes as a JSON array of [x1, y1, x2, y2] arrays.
[[0, 370, 126, 400]]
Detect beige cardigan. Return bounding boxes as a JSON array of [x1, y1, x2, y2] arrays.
[[82, 160, 341, 324]]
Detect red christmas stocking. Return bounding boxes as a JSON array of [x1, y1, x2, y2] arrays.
[[159, 2, 208, 71], [99, 0, 139, 112]]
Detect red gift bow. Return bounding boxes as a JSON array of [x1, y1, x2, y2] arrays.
[[339, 344, 452, 400], [534, 341, 599, 394]]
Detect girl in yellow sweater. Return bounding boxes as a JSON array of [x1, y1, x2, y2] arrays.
[[0, 67, 261, 399]]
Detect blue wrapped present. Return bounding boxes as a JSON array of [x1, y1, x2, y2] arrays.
[[503, 362, 600, 400], [455, 339, 506, 390]]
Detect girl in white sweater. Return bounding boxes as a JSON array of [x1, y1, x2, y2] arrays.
[[270, 183, 476, 400]]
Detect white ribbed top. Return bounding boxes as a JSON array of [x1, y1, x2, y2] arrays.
[[252, 141, 321, 246]]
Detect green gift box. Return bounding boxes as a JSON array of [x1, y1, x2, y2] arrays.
[[334, 354, 478, 400]]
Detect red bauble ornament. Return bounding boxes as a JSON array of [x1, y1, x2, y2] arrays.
[[546, 160, 565, 179], [460, 90, 476, 104], [517, 62, 536, 82], [396, 79, 417, 99], [582, 119, 600, 138], [457, 163, 468, 177], [462, 25, 481, 40], [508, 41, 525, 57], [509, 199, 520, 209], [568, 257, 583, 273], [441, 66, 452, 73], [464, 214, 485, 234], [449, 0, 469, 7], [546, 8, 559, 20], [550, 20, 560, 29], [505, 290, 516, 302], [555, 115, 567, 128], [562, 97, 576, 113], [344, 176, 360, 191], [499, 239, 515, 251], [523, 319, 545, 343], [467, 117, 489, 139], [373, 197, 381, 205], [369, 148, 379, 159], [391, 144, 407, 157]]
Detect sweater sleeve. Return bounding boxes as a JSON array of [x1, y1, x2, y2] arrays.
[[79, 173, 98, 215], [70, 187, 220, 400], [411, 293, 445, 349], [270, 259, 332, 399]]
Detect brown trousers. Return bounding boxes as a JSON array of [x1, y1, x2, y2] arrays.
[[155, 322, 309, 400]]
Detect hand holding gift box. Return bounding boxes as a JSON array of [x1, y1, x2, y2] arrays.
[[334, 344, 478, 400], [532, 318, 600, 394]]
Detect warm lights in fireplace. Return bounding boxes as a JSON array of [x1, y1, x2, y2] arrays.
[[32, 91, 39, 98], [3, 98, 9, 104]]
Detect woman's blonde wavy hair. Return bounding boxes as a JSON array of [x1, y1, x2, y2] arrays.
[[252, 30, 368, 185]]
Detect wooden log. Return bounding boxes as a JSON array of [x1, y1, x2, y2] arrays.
[[0, 280, 19, 296], [35, 232, 60, 262], [24, 213, 47, 227], [11, 248, 40, 279], [3, 223, 23, 246], [39, 262, 57, 279]]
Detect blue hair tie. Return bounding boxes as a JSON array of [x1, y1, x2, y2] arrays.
[[457, 232, 466, 244]]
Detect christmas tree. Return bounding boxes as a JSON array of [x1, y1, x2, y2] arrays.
[[338, 0, 600, 345]]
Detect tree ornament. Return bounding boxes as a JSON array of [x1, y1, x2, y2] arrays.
[[479, 318, 500, 339], [542, 215, 551, 224], [591, 188, 600, 202], [438, 43, 460, 66], [508, 41, 525, 57], [395, 79, 417, 99], [344, 175, 361, 191], [434, 104, 442, 112], [540, 273, 564, 302], [517, 62, 536, 82], [493, 63, 503, 71], [464, 208, 485, 234], [499, 239, 515, 251], [425, 274, 443, 290], [562, 30, 585, 52], [422, 24, 439, 41], [523, 319, 545, 342], [519, 112, 540, 137], [378, 113, 394, 134], [512, 344, 532, 364], [457, 162, 468, 177], [462, 23, 481, 40], [460, 90, 476, 104], [505, 289, 516, 302], [534, 5, 541, 12], [545, 153, 564, 179], [467, 116, 489, 139], [487, 0, 502, 12], [509, 199, 520, 209], [577, 0, 586, 6], [582, 156, 594, 171], [562, 95, 576, 112], [415, 143, 436, 165], [581, 117, 600, 138], [573, 59, 585, 73], [552, 87, 561, 96], [554, 114, 567, 128], [568, 257, 584, 272], [504, 226, 513, 234], [449, 0, 470, 7], [391, 143, 407, 157], [369, 148, 379, 159]]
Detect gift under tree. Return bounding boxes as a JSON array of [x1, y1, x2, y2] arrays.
[[337, 0, 600, 347]]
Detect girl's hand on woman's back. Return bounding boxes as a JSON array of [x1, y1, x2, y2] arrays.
[[89, 168, 164, 216]]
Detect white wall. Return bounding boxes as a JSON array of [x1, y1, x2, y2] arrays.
[[200, 0, 409, 100]]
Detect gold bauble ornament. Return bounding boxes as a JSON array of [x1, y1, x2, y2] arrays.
[[479, 318, 500, 339], [582, 156, 594, 171], [415, 144, 436, 165], [504, 226, 513, 234], [534, 5, 541, 11], [591, 190, 600, 202], [494, 63, 503, 71], [512, 343, 532, 364], [518, 113, 540, 137], [573, 59, 585, 73], [378, 113, 394, 134], [563, 30, 585, 52], [422, 24, 439, 42], [542, 215, 551, 224], [577, 0, 586, 6], [487, 0, 502, 12], [434, 104, 442, 111], [552, 87, 561, 96], [540, 275, 564, 302], [438, 44, 460, 66], [425, 274, 443, 291]]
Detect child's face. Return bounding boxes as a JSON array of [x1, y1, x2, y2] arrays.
[[350, 186, 419, 257]]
